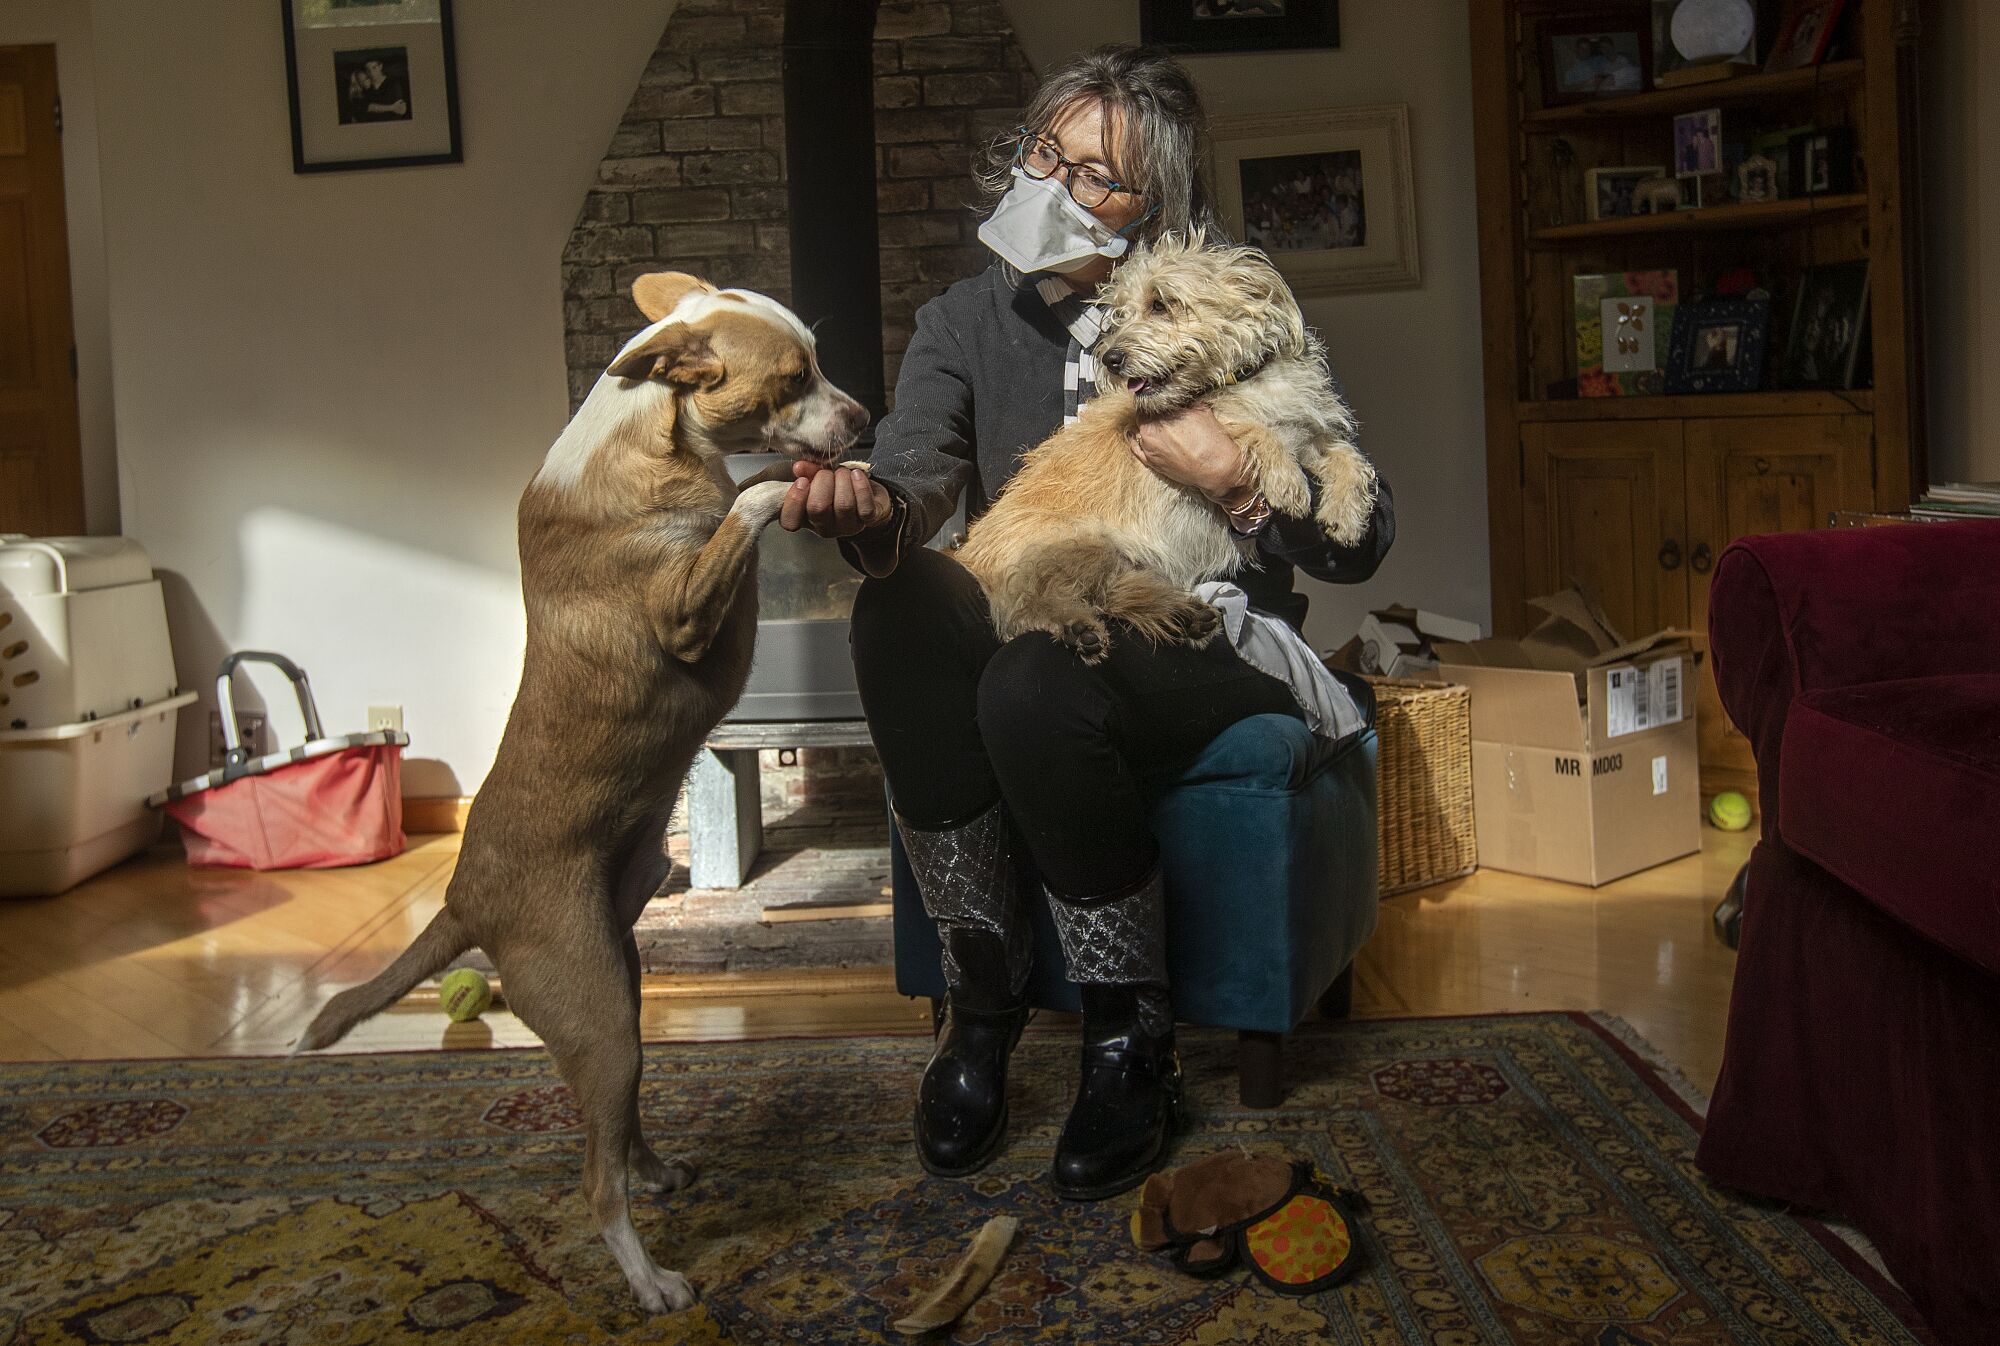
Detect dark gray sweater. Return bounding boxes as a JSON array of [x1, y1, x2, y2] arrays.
[[848, 263, 1395, 631]]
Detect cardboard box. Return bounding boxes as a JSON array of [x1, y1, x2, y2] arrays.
[[1433, 591, 1700, 887], [1326, 605, 1484, 679]]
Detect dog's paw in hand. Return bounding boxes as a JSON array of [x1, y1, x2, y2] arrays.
[[730, 479, 793, 530], [1061, 618, 1111, 665]]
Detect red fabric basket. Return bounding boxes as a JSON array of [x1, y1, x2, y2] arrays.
[[163, 742, 406, 870], [151, 651, 409, 871]]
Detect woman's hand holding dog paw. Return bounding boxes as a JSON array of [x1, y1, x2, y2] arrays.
[[1129, 405, 1257, 510], [780, 460, 895, 539], [730, 480, 797, 531]]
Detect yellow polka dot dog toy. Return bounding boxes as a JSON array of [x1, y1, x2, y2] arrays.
[[1132, 1151, 1367, 1295]]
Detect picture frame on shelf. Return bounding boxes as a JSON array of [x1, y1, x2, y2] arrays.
[[1787, 125, 1856, 196], [1541, 15, 1651, 106], [1666, 294, 1771, 394], [1586, 166, 1668, 221], [1735, 152, 1780, 203], [1575, 270, 1679, 397], [1212, 104, 1419, 295], [1765, 0, 1848, 72], [1752, 125, 1811, 195], [281, 0, 461, 173], [1139, 0, 1340, 55], [1673, 108, 1723, 178], [1781, 260, 1872, 389]]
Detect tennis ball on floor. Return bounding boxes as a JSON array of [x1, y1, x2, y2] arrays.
[[440, 968, 493, 1022], [1708, 790, 1753, 832]]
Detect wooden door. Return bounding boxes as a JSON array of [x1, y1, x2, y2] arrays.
[[0, 47, 83, 537], [1521, 420, 1690, 642], [1685, 416, 1876, 785]]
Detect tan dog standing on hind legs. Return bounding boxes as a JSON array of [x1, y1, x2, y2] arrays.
[[294, 272, 868, 1314], [955, 231, 1375, 659]]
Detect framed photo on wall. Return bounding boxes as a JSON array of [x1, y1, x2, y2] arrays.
[[1139, 0, 1340, 56], [282, 0, 462, 173], [1211, 105, 1419, 296]]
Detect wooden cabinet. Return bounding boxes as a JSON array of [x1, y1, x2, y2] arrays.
[[1471, 0, 1925, 796], [1684, 415, 1874, 783], [1522, 420, 1688, 642], [1519, 413, 1874, 794]]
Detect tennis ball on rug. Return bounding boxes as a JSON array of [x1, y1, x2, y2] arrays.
[[440, 968, 492, 1022], [1708, 791, 1753, 832]]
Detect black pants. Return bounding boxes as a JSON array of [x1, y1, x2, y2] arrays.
[[850, 547, 1303, 898]]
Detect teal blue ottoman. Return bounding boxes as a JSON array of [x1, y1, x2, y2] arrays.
[[891, 709, 1381, 1107]]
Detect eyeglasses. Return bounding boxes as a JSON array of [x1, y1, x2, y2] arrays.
[[1012, 130, 1134, 210]]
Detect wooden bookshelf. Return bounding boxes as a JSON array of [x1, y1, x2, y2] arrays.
[[1529, 193, 1866, 245], [1522, 59, 1865, 131], [1470, 1, 1927, 794], [1518, 390, 1874, 423]]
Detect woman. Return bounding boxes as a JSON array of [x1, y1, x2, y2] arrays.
[[780, 45, 1394, 1199]]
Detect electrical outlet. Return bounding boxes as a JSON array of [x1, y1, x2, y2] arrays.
[[368, 704, 405, 734], [208, 710, 266, 767]]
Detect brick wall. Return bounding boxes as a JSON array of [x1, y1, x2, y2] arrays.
[[561, 0, 1034, 411]]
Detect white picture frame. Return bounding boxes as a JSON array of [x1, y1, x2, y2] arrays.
[[1210, 104, 1421, 296]]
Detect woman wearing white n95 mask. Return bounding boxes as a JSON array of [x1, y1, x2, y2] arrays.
[[781, 45, 1395, 1201]]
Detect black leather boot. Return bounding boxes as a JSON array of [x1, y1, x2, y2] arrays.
[[1052, 982, 1183, 1199], [916, 928, 1028, 1176], [897, 802, 1032, 1178], [1044, 865, 1180, 1200]]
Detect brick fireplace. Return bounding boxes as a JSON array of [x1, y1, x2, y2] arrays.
[[561, 0, 1036, 414], [565, 0, 1041, 879]]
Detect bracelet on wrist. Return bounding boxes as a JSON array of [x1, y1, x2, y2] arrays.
[[1222, 489, 1272, 536]]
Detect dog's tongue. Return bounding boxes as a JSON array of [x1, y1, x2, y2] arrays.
[[1127, 377, 1149, 394]]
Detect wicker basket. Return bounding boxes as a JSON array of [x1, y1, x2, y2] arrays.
[[1369, 677, 1477, 896]]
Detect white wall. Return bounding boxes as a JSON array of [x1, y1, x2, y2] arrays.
[[87, 0, 674, 791], [1923, 0, 2000, 485], [76, 0, 1481, 797], [1002, 1, 1490, 649], [0, 1, 118, 535]]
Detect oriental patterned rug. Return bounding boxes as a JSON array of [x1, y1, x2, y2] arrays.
[[0, 1014, 1934, 1344]]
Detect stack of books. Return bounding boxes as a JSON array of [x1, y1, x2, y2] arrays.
[[1917, 483, 2000, 518]]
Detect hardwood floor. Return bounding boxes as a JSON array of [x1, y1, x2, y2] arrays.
[[0, 829, 1751, 1091]]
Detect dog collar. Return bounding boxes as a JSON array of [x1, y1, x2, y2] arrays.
[[1221, 351, 1273, 388]]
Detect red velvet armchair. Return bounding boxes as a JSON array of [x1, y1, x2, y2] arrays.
[[1698, 519, 2000, 1346]]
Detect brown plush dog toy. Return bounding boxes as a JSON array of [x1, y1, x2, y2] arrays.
[[1131, 1151, 1367, 1295]]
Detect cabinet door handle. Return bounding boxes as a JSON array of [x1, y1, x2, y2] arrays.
[[1691, 542, 1714, 574], [1658, 539, 1683, 571]]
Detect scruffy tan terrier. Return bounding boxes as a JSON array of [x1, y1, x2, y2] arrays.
[[955, 231, 1376, 662]]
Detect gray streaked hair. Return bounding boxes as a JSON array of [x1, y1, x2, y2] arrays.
[[972, 44, 1218, 247]]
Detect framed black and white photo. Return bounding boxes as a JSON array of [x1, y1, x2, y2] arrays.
[[1666, 295, 1770, 394], [1139, 0, 1340, 55], [1781, 260, 1871, 389], [1212, 105, 1419, 295], [282, 0, 461, 173], [1787, 124, 1856, 197]]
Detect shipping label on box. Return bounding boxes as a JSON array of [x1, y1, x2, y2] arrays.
[[1604, 656, 1687, 739]]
